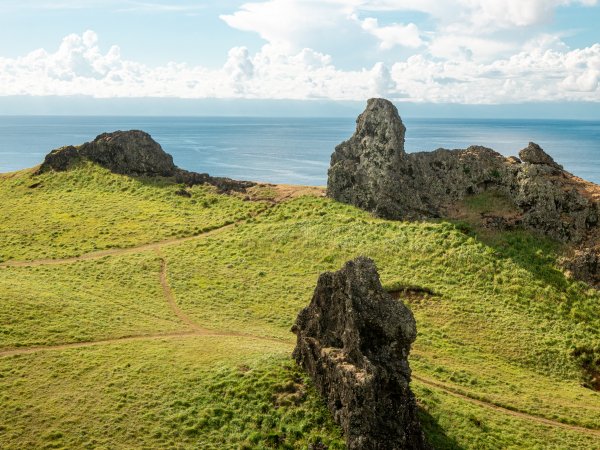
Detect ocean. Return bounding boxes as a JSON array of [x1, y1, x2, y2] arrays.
[[0, 116, 598, 185]]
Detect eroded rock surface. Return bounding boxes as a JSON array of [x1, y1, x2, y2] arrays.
[[38, 130, 253, 193], [519, 142, 562, 170], [328, 98, 600, 285], [292, 257, 427, 450], [40, 130, 177, 176]]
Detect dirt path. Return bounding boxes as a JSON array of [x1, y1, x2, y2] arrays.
[[413, 374, 600, 436], [0, 331, 202, 357], [157, 251, 208, 333], [0, 255, 291, 358], [0, 222, 238, 268], [0, 329, 292, 358]]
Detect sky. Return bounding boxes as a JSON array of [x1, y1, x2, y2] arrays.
[[0, 0, 599, 116]]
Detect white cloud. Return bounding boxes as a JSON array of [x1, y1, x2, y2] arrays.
[[359, 17, 422, 49], [220, 0, 358, 52], [224, 47, 254, 93], [221, 0, 598, 63], [370, 62, 396, 96], [0, 26, 599, 103]]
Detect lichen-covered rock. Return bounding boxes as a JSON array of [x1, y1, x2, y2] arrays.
[[38, 130, 254, 193], [327, 98, 600, 285], [328, 99, 514, 219], [328, 98, 599, 241], [565, 246, 600, 287], [519, 142, 563, 170], [40, 145, 81, 172], [40, 130, 177, 176], [292, 257, 427, 450], [510, 163, 596, 242], [327, 98, 410, 219]]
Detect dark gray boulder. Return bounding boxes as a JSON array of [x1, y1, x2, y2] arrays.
[[40, 145, 80, 172], [38, 130, 254, 193], [519, 142, 563, 170], [292, 257, 427, 450], [40, 130, 177, 176]]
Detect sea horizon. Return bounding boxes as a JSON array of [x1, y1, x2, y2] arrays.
[[2, 115, 599, 185]]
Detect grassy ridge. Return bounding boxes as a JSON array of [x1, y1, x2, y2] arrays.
[[0, 163, 265, 262], [1, 165, 599, 449]]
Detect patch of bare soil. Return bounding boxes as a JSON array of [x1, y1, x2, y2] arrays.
[[387, 285, 438, 303], [243, 183, 325, 203]]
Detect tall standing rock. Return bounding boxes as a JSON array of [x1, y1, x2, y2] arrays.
[[328, 98, 410, 219], [292, 257, 427, 450], [327, 98, 600, 286]]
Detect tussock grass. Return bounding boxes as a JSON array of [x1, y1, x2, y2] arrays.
[[0, 163, 265, 262], [0, 254, 182, 349], [0, 337, 342, 450], [0, 166, 599, 449]]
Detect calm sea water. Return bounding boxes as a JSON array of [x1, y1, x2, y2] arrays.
[[0, 116, 598, 185]]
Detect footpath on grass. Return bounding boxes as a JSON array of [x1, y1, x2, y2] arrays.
[[0, 184, 325, 269], [0, 250, 291, 358], [413, 375, 600, 437], [1, 190, 598, 437], [0, 222, 238, 268]]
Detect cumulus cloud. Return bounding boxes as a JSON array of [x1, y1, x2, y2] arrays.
[[1, 17, 600, 103], [359, 17, 422, 49], [220, 0, 357, 52], [224, 47, 254, 93], [221, 0, 599, 62]]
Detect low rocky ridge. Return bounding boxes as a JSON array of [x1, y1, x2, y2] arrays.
[[328, 98, 600, 287], [38, 130, 254, 193], [292, 257, 428, 450]]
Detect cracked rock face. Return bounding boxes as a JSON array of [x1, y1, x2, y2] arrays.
[[40, 130, 177, 176], [38, 130, 254, 193], [519, 142, 563, 170], [327, 98, 600, 285], [292, 257, 427, 450]]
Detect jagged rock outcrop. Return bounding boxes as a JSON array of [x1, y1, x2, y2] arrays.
[[40, 130, 177, 176], [328, 98, 600, 285], [519, 142, 563, 170], [292, 257, 427, 450], [328, 99, 513, 219], [565, 245, 600, 287], [38, 130, 253, 193]]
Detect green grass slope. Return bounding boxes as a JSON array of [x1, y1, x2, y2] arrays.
[[1, 165, 599, 449], [0, 163, 265, 262]]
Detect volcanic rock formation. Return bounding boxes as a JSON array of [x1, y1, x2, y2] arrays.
[[292, 257, 427, 450], [38, 130, 254, 193], [328, 98, 600, 286]]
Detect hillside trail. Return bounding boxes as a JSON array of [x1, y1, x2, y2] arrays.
[[155, 250, 289, 343], [0, 252, 292, 359], [0, 221, 238, 268], [413, 374, 600, 436], [0, 184, 324, 269], [157, 249, 207, 333], [1, 187, 598, 436]]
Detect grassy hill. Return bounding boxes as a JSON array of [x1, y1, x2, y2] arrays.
[[1, 163, 599, 449]]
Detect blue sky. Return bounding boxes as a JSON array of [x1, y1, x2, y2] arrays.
[[0, 0, 599, 116]]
